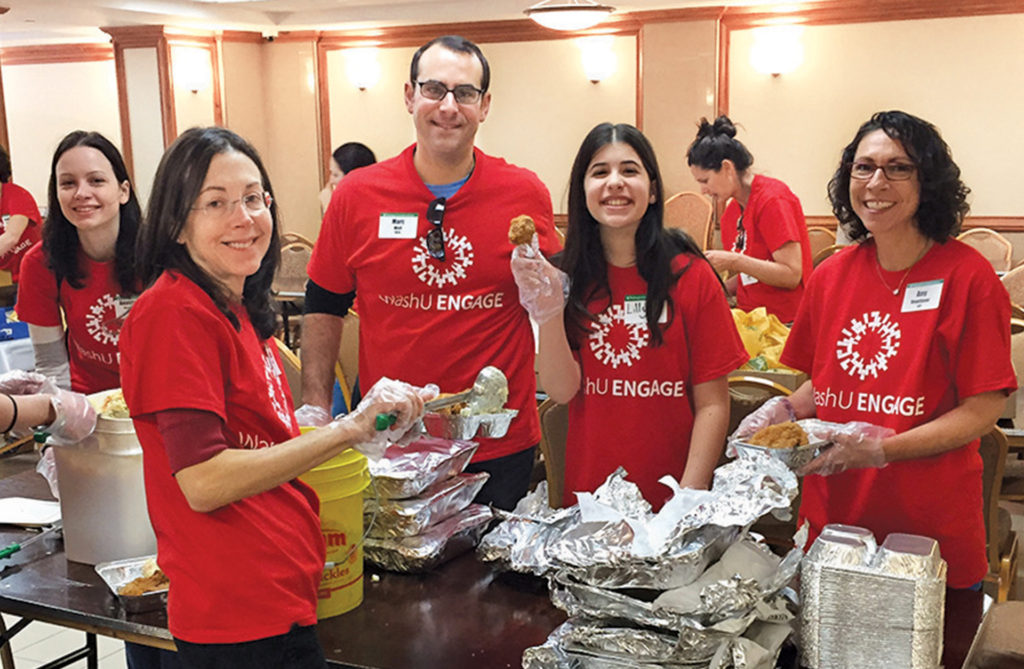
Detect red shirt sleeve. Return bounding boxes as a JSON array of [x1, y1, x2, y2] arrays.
[[14, 245, 61, 326], [155, 408, 230, 473]]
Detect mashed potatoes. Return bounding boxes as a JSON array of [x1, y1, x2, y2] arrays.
[[99, 390, 130, 419]]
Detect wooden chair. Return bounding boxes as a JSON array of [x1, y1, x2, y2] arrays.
[[1002, 265, 1024, 307], [274, 336, 303, 407], [334, 310, 360, 412], [273, 242, 313, 349], [537, 398, 569, 509], [664, 191, 713, 250], [806, 226, 836, 261], [280, 231, 314, 248], [979, 426, 1018, 601], [812, 244, 843, 268], [958, 228, 1013, 272]]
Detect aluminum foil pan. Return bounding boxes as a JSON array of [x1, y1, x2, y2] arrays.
[[94, 554, 167, 613], [421, 409, 517, 440], [730, 419, 830, 472], [364, 503, 493, 573], [366, 472, 489, 538], [366, 436, 478, 499]]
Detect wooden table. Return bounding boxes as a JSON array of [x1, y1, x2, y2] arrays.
[[0, 469, 987, 669]]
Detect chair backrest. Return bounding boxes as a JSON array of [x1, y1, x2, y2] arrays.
[[664, 191, 713, 250], [806, 226, 837, 260], [274, 336, 303, 407], [537, 398, 569, 508], [272, 242, 313, 295], [1002, 264, 1024, 307], [280, 231, 315, 248], [335, 310, 360, 412], [812, 244, 843, 268], [726, 375, 792, 437], [979, 426, 1009, 574], [958, 227, 1013, 272]]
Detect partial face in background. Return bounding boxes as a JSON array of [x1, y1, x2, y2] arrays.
[[404, 44, 491, 162], [584, 141, 654, 233], [689, 160, 739, 202], [328, 159, 344, 190], [849, 129, 921, 237], [178, 150, 273, 298], [55, 146, 129, 233]]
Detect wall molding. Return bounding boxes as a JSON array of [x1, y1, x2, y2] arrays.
[[0, 43, 113, 66], [806, 215, 1024, 233]]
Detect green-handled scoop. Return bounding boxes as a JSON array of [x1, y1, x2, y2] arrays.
[[0, 520, 62, 559], [374, 366, 509, 431]]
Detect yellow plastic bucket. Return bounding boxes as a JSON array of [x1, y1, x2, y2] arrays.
[[299, 447, 370, 619]]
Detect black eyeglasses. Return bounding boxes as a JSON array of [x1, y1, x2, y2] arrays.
[[416, 80, 484, 105], [733, 212, 746, 252], [848, 162, 917, 181], [425, 197, 447, 261]]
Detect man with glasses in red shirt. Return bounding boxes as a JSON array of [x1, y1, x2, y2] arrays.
[[300, 35, 560, 510]]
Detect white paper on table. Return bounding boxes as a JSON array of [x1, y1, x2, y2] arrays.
[[0, 497, 61, 527]]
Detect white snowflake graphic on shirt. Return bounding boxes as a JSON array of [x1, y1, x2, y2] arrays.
[[589, 304, 649, 369], [835, 310, 901, 381]]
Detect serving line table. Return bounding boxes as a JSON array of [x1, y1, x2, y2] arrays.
[[0, 470, 988, 669]]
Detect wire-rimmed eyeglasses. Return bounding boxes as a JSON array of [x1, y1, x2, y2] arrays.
[[191, 191, 272, 220], [425, 197, 447, 261]]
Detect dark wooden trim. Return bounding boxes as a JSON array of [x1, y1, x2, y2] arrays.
[[221, 30, 264, 44], [211, 39, 223, 126], [629, 7, 729, 23], [720, 0, 1024, 30], [110, 43, 134, 182], [0, 43, 113, 66], [635, 28, 644, 130], [716, 8, 729, 116], [316, 38, 331, 192], [156, 36, 176, 147], [805, 215, 1024, 234], [0, 60, 8, 153]]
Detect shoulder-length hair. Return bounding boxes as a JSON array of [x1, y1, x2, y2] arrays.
[[43, 131, 141, 292], [138, 126, 280, 339], [828, 110, 970, 242], [562, 122, 707, 347]]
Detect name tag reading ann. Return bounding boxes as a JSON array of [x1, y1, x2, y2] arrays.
[[378, 213, 418, 239], [901, 279, 943, 313]]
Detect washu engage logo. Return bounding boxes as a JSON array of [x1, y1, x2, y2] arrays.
[[836, 310, 900, 381], [411, 231, 474, 289], [589, 304, 649, 369]]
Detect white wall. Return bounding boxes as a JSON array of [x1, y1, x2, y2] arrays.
[[123, 47, 165, 206]]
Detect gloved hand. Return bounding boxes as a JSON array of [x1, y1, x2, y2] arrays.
[[45, 388, 97, 444], [510, 234, 569, 325], [294, 403, 332, 428], [0, 370, 49, 396], [732, 396, 796, 440], [343, 377, 438, 447], [797, 421, 893, 477]]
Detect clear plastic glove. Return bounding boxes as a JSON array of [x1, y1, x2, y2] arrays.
[[797, 421, 893, 477], [45, 388, 97, 444], [510, 234, 569, 325], [343, 377, 438, 448], [0, 370, 49, 395], [294, 403, 332, 428], [36, 447, 59, 500], [732, 396, 796, 440]]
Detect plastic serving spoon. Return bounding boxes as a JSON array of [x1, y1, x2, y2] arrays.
[[0, 520, 63, 560], [374, 366, 508, 431]]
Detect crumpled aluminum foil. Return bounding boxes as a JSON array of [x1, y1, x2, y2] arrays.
[[800, 525, 946, 669], [365, 436, 478, 499], [365, 472, 489, 538], [479, 457, 797, 590], [364, 503, 492, 573]]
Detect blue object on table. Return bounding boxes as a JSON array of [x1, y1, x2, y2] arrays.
[[0, 321, 28, 341]]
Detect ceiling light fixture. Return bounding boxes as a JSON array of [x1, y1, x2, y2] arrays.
[[524, 0, 615, 32]]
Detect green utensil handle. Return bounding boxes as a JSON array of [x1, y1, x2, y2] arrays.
[[374, 413, 397, 431], [0, 544, 21, 559]]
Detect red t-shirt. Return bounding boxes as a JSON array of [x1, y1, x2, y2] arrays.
[[782, 239, 1016, 587], [16, 245, 124, 393], [308, 144, 559, 462], [721, 174, 811, 322], [0, 182, 41, 282], [564, 254, 749, 509], [120, 272, 323, 643]]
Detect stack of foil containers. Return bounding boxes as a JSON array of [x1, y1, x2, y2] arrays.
[[362, 435, 494, 572], [800, 524, 946, 668], [478, 454, 804, 668]]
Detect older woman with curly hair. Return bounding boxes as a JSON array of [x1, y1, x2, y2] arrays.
[[737, 110, 1015, 589]]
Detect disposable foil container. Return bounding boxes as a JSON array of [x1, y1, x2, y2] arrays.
[[421, 409, 517, 440], [366, 436, 478, 499], [729, 419, 831, 472], [94, 555, 167, 613], [365, 471, 488, 538], [364, 503, 493, 573]]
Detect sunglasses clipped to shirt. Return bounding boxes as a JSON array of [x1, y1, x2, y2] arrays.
[[425, 197, 447, 261]]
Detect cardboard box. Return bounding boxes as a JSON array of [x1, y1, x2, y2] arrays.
[[729, 369, 808, 392]]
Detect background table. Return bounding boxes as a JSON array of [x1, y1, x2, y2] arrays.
[[0, 338, 33, 375]]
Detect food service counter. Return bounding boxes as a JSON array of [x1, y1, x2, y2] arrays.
[[0, 470, 987, 668]]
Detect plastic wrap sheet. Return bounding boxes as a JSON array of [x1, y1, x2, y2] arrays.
[[800, 525, 946, 669], [366, 436, 478, 499], [363, 504, 492, 573], [366, 472, 488, 538]]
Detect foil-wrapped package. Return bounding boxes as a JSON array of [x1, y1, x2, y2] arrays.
[[366, 472, 489, 538], [800, 525, 946, 669], [366, 436, 478, 499], [364, 503, 493, 573]]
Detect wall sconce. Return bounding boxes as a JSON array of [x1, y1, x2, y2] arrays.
[[172, 47, 212, 94], [345, 48, 381, 91], [577, 36, 615, 84], [749, 25, 805, 76], [525, 0, 615, 31]]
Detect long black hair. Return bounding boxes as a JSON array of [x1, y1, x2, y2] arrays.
[[43, 131, 141, 292], [828, 110, 970, 242], [562, 122, 706, 347], [685, 115, 754, 172], [138, 126, 280, 339]]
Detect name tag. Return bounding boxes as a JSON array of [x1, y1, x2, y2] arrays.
[[739, 272, 759, 286], [901, 279, 943, 313], [114, 296, 137, 320], [378, 213, 418, 239], [623, 295, 668, 325]]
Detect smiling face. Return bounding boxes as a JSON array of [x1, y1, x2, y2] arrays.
[[404, 44, 491, 163], [689, 161, 739, 201], [849, 129, 921, 237], [177, 150, 272, 299], [584, 141, 654, 233], [55, 146, 130, 233]]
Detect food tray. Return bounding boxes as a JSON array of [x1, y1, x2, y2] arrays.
[[731, 420, 829, 471], [95, 555, 167, 613], [421, 410, 517, 440]]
